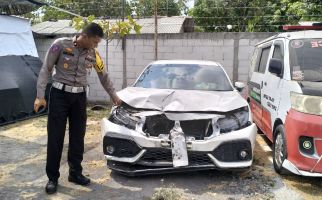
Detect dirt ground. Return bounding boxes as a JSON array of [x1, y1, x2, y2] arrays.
[[0, 106, 321, 200]]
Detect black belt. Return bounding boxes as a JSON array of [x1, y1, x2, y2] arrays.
[[52, 82, 85, 93]]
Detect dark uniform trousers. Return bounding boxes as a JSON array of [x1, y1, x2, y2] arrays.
[[46, 87, 87, 181]]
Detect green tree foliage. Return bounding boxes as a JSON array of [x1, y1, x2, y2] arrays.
[[42, 0, 132, 21], [23, 11, 42, 24], [130, 0, 188, 17], [40, 0, 67, 21], [72, 15, 142, 41], [190, 0, 322, 32], [35, 0, 142, 41]]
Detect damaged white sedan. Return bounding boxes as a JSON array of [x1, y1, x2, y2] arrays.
[[101, 60, 257, 176]]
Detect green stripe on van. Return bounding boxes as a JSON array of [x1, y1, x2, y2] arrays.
[[250, 90, 261, 103]]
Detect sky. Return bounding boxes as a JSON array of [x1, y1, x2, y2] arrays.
[[187, 0, 194, 9], [31, 0, 196, 19]]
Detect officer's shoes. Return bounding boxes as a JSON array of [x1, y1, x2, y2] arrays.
[[68, 174, 90, 186], [45, 180, 58, 194]]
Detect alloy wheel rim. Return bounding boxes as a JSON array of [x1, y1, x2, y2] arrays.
[[275, 133, 284, 167]]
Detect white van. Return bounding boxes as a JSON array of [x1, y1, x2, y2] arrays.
[[248, 29, 322, 176]]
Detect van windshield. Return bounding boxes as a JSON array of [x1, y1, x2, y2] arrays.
[[289, 39, 322, 82]]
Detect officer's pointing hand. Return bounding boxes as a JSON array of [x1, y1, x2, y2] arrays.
[[34, 98, 47, 113], [112, 95, 122, 106]]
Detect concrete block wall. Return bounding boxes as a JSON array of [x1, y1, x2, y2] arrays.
[[34, 38, 56, 61], [87, 41, 108, 102], [237, 38, 266, 82], [157, 34, 235, 79], [35, 32, 274, 103]]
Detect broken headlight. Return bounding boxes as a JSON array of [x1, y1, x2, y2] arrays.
[[109, 106, 141, 130], [217, 107, 250, 133]]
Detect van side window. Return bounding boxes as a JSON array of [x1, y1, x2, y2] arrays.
[[249, 47, 259, 79], [273, 45, 283, 60], [258, 47, 270, 73]]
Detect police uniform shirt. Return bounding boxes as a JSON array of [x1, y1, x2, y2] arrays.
[[36, 36, 116, 99]]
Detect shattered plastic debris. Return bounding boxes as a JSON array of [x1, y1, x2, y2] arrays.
[[170, 121, 189, 167], [210, 117, 221, 138]]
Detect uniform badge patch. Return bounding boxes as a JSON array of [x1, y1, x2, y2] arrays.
[[63, 63, 69, 69], [86, 63, 93, 68], [65, 47, 73, 53], [50, 44, 60, 53], [63, 47, 75, 56], [85, 55, 95, 69], [94, 49, 105, 72]]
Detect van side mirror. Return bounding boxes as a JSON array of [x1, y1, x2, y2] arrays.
[[234, 82, 245, 92], [268, 58, 283, 77]]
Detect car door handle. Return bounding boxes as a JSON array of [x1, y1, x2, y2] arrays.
[[264, 82, 267, 86], [261, 81, 263, 89]]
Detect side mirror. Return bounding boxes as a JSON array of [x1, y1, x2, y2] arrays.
[[268, 58, 283, 77], [235, 82, 245, 92]]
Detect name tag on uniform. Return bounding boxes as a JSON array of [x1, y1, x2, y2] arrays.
[[85, 55, 95, 69]]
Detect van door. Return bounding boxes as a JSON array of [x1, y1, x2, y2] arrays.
[[248, 43, 273, 132], [261, 40, 284, 141]]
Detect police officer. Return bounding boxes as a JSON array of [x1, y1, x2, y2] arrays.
[[34, 23, 122, 194]]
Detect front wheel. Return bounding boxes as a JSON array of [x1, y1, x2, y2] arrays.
[[273, 125, 287, 174]]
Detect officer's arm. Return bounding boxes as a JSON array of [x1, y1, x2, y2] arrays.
[[34, 40, 61, 112], [36, 40, 61, 99], [94, 49, 121, 105]]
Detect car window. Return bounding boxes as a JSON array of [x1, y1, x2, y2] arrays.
[[258, 47, 270, 73], [249, 47, 259, 79], [135, 64, 233, 91], [273, 45, 283, 60]]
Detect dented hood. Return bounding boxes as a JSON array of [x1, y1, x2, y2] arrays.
[[117, 87, 247, 112]]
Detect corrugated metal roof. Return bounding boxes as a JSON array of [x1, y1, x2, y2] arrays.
[[134, 17, 185, 33], [32, 20, 81, 35], [32, 16, 193, 36]]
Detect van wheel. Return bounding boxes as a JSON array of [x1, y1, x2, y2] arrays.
[[273, 125, 287, 174]]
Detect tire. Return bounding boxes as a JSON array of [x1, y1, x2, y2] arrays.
[[273, 125, 288, 174]]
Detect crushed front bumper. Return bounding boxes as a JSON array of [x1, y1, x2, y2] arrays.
[[101, 118, 257, 176], [282, 159, 322, 177], [284, 109, 322, 175]]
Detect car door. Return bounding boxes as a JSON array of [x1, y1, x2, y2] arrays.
[[261, 40, 285, 141], [248, 42, 273, 132]]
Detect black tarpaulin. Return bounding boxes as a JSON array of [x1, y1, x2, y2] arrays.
[[0, 55, 48, 125]]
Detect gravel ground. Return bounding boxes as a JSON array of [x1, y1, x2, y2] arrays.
[[0, 107, 321, 200]]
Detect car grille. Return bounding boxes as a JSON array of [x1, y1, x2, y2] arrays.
[[144, 115, 174, 136], [143, 115, 213, 140], [211, 140, 252, 162], [140, 148, 213, 165], [103, 136, 141, 157]]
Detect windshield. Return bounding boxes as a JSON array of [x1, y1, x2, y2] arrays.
[[134, 64, 233, 91], [289, 39, 322, 82]]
